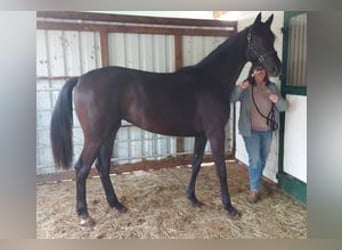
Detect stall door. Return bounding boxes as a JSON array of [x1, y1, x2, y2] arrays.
[[278, 12, 307, 204]]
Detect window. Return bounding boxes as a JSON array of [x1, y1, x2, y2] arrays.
[[283, 12, 307, 94]]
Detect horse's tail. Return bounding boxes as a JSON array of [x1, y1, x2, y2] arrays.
[[50, 77, 79, 170]]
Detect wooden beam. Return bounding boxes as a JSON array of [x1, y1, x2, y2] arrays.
[[37, 21, 235, 37], [100, 29, 109, 67], [174, 35, 183, 70], [37, 11, 237, 29], [174, 35, 184, 154], [37, 154, 235, 184]]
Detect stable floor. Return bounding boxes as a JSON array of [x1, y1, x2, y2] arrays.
[[36, 161, 306, 239]]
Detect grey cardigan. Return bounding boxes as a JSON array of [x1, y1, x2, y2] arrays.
[[230, 82, 287, 136]]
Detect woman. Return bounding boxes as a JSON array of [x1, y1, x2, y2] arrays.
[[231, 64, 287, 203]]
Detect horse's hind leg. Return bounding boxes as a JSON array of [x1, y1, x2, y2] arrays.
[[95, 126, 127, 213], [186, 133, 207, 207], [74, 139, 103, 226]]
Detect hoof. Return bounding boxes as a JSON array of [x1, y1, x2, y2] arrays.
[[114, 203, 128, 214], [188, 197, 204, 208], [227, 208, 241, 220], [80, 216, 96, 227], [190, 200, 204, 208]]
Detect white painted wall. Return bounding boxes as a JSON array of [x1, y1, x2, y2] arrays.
[[283, 95, 307, 183]]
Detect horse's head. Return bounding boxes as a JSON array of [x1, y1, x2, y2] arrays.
[[246, 13, 282, 77]]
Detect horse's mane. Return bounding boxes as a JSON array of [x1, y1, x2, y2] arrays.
[[196, 26, 250, 68]]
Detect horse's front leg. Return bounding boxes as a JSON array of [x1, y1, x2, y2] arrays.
[[186, 133, 207, 207], [206, 128, 241, 220]]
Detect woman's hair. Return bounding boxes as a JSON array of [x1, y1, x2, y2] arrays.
[[247, 64, 271, 86]]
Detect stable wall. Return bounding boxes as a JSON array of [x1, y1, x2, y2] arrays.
[[36, 12, 236, 175]]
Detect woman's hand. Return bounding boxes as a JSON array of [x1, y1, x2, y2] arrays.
[[238, 80, 250, 89], [269, 94, 279, 103]]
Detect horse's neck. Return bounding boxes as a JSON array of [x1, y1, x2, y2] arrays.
[[197, 31, 248, 86]]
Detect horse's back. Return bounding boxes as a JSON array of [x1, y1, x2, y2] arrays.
[[73, 66, 228, 137], [120, 67, 202, 136]]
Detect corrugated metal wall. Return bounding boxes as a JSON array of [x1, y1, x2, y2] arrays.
[[108, 33, 177, 165], [37, 30, 102, 174], [36, 15, 235, 175]]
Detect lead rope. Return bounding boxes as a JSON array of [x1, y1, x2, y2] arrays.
[[251, 85, 278, 131]]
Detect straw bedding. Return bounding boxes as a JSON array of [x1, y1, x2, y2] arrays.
[[37, 161, 306, 239]]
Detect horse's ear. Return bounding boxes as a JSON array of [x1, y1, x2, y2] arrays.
[[265, 14, 274, 27], [253, 12, 262, 25]]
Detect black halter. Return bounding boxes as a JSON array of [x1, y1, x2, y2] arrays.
[[246, 28, 276, 65]]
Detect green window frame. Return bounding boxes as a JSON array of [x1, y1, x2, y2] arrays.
[[277, 11, 308, 205], [281, 11, 307, 96]]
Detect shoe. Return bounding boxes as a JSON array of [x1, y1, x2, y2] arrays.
[[247, 190, 260, 204]]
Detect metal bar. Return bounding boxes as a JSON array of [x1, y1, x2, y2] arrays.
[[44, 30, 54, 110], [61, 30, 68, 76], [37, 76, 76, 81], [78, 31, 84, 74]]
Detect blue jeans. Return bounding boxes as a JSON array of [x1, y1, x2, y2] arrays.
[[243, 130, 273, 191]]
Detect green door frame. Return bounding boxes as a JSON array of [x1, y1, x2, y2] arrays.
[[277, 11, 307, 205]]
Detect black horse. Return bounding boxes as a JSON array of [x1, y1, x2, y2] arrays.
[[50, 13, 281, 226]]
